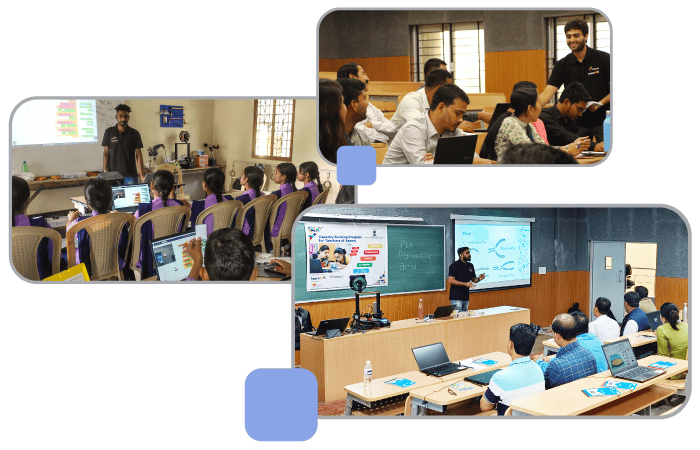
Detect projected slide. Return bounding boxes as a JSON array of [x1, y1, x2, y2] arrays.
[[12, 99, 98, 146], [454, 220, 531, 290]]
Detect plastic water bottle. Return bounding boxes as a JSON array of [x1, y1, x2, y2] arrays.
[[603, 111, 611, 153], [363, 361, 372, 390], [22, 161, 28, 172], [418, 299, 424, 320], [684, 303, 688, 324]]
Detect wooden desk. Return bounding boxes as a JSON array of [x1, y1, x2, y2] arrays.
[[605, 331, 657, 346], [575, 155, 606, 165], [509, 355, 688, 416], [302, 306, 529, 402]]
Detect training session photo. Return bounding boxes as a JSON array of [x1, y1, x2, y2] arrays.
[[293, 206, 688, 417], [318, 10, 610, 165], [11, 98, 355, 282]]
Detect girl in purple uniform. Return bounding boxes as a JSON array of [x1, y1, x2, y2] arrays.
[[235, 165, 265, 238], [267, 163, 297, 246], [297, 161, 324, 211], [12, 176, 54, 279], [190, 167, 234, 235]]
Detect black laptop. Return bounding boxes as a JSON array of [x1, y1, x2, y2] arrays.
[[433, 304, 456, 319], [433, 135, 478, 164], [112, 183, 151, 213], [306, 317, 350, 337], [464, 368, 502, 386], [412, 342, 467, 377], [601, 339, 667, 382], [646, 311, 663, 332]]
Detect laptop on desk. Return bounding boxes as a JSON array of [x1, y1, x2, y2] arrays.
[[150, 225, 207, 281], [432, 304, 456, 319], [306, 317, 350, 337], [412, 342, 467, 377], [646, 311, 663, 332], [112, 183, 151, 213], [601, 338, 667, 382], [464, 368, 502, 386], [433, 135, 478, 164]]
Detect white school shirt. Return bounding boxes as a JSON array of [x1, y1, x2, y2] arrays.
[[390, 88, 430, 130], [355, 102, 397, 142], [621, 318, 639, 336], [589, 314, 621, 342], [383, 111, 465, 164]]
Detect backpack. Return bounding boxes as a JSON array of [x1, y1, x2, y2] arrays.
[[295, 307, 314, 350]]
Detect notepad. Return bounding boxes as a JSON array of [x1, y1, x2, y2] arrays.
[[385, 378, 415, 388], [602, 381, 637, 391], [583, 387, 620, 397], [648, 361, 677, 370], [449, 381, 476, 392]]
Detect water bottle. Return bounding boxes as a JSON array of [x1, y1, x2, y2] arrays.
[[684, 303, 688, 324], [22, 161, 28, 172], [363, 361, 372, 390], [603, 111, 611, 153], [418, 299, 424, 320]]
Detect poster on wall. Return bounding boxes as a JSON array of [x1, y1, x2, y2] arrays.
[[305, 223, 388, 292]]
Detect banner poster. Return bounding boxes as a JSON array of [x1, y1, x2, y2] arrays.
[[305, 224, 388, 292]]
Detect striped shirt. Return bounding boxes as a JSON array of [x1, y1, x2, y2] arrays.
[[483, 356, 545, 415]]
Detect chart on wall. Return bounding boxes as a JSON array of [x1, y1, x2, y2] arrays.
[[305, 224, 388, 292]]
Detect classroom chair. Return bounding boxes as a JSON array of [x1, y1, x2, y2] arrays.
[[12, 226, 62, 281], [234, 194, 277, 253], [195, 199, 243, 234], [130, 206, 191, 280], [268, 191, 308, 257], [657, 352, 688, 400], [312, 189, 330, 206], [155, 164, 186, 199], [66, 213, 136, 281], [371, 142, 388, 164]]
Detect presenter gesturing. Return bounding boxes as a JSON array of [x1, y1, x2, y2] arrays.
[[102, 104, 145, 185], [447, 247, 486, 312]]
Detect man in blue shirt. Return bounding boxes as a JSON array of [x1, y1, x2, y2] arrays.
[[533, 314, 597, 389], [481, 324, 545, 415]]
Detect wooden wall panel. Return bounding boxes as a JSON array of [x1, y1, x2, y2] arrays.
[[655, 277, 689, 311], [485, 50, 547, 101], [319, 56, 411, 82]]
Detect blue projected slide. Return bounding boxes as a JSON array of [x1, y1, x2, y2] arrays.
[[454, 219, 531, 290]]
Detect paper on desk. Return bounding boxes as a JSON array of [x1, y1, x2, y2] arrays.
[[586, 101, 604, 109], [457, 358, 487, 370]]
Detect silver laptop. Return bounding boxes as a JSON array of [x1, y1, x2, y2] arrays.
[[601, 339, 666, 382], [411, 342, 467, 377]]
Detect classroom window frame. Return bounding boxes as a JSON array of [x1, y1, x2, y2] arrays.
[[251, 99, 296, 162]]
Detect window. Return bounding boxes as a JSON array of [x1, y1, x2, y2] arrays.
[[410, 22, 485, 93], [252, 99, 295, 161], [545, 14, 609, 100]]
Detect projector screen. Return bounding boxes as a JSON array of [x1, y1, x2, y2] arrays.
[[454, 216, 532, 291], [12, 99, 99, 147]]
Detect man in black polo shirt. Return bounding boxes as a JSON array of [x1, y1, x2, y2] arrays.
[[102, 104, 145, 185], [447, 247, 485, 312], [539, 82, 605, 152], [539, 19, 610, 143]]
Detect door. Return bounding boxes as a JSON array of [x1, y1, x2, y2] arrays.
[[590, 242, 626, 321]]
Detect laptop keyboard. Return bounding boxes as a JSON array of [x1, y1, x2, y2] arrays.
[[620, 366, 652, 378], [425, 363, 453, 374]]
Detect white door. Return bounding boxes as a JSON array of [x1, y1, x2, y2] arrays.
[[590, 242, 626, 321]]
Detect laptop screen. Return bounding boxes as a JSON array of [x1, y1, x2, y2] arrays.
[[412, 343, 450, 370], [647, 311, 662, 331], [112, 184, 151, 211], [602, 339, 638, 376], [150, 225, 207, 281]]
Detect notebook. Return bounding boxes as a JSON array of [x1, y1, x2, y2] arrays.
[[112, 183, 151, 213], [601, 338, 667, 382], [150, 225, 207, 281]]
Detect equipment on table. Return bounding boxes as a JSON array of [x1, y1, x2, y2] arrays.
[[147, 144, 164, 169], [350, 275, 390, 330], [601, 338, 666, 382]]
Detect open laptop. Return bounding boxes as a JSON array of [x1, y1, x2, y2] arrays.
[[112, 183, 151, 213], [646, 311, 663, 332], [433, 304, 456, 319], [601, 338, 667, 382], [472, 103, 511, 132], [464, 368, 502, 386], [412, 342, 467, 377], [306, 317, 350, 337], [433, 135, 478, 164], [149, 225, 207, 281]]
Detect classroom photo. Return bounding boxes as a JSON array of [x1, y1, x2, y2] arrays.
[[318, 10, 610, 165], [293, 206, 688, 417], [10, 98, 355, 282]]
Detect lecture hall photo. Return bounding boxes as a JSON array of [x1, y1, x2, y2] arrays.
[[10, 98, 354, 282], [318, 9, 610, 165], [292, 206, 688, 417]]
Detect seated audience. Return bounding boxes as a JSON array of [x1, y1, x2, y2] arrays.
[[190, 167, 234, 235], [500, 143, 578, 164], [391, 68, 454, 130], [480, 324, 545, 415], [511, 81, 548, 143], [635, 286, 657, 313], [183, 228, 257, 281], [539, 82, 604, 151], [335, 77, 370, 147], [656, 302, 688, 379], [620, 292, 651, 336], [12, 175, 55, 279], [319, 79, 347, 163], [297, 161, 324, 211], [532, 314, 597, 389], [569, 311, 607, 372], [235, 166, 266, 239], [588, 297, 620, 342]]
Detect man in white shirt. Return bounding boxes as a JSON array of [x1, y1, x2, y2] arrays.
[[588, 297, 620, 342], [335, 78, 371, 147], [391, 69, 453, 130], [336, 63, 397, 142]]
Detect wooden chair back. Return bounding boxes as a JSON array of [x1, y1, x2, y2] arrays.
[[312, 189, 330, 206], [235, 195, 277, 252], [12, 226, 62, 280], [268, 191, 308, 256], [130, 206, 191, 276], [195, 200, 244, 234], [372, 142, 389, 164], [66, 213, 136, 281], [154, 164, 185, 198]]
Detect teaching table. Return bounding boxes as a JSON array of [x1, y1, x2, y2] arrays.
[[301, 306, 529, 402]]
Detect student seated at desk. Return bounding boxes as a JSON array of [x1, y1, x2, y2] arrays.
[[12, 176, 54, 279], [656, 303, 688, 379], [588, 297, 621, 342], [297, 161, 323, 211], [532, 314, 597, 389], [319, 78, 348, 163], [480, 324, 545, 415], [635, 286, 657, 313], [620, 292, 651, 336], [190, 167, 234, 235], [569, 311, 607, 372], [182, 228, 257, 281], [336, 78, 371, 148], [265, 163, 298, 251], [511, 81, 548, 143], [235, 165, 266, 239], [390, 69, 453, 131]]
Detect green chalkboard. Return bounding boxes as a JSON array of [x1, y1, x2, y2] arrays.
[[294, 223, 445, 303]]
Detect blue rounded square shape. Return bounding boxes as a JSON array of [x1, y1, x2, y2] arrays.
[[245, 368, 318, 441], [337, 146, 376, 185]]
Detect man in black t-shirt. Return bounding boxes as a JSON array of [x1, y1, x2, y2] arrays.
[[539, 19, 610, 143], [447, 247, 485, 312], [101, 104, 145, 185]]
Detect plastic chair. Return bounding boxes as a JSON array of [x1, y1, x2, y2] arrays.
[[154, 164, 185, 198], [234, 194, 277, 252], [195, 200, 244, 234], [66, 213, 136, 281], [130, 206, 191, 278], [12, 226, 62, 280], [268, 191, 308, 256], [312, 189, 330, 206]]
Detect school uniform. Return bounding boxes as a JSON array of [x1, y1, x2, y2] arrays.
[[13, 214, 54, 280], [264, 183, 296, 250], [190, 193, 235, 236], [236, 189, 263, 238], [134, 197, 184, 279], [66, 211, 129, 278], [300, 181, 320, 212]]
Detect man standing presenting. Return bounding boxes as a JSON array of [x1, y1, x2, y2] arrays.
[[102, 104, 145, 185], [447, 247, 485, 312], [538, 19, 610, 143]]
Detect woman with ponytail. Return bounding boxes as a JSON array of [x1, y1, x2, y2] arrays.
[[235, 166, 266, 238], [297, 161, 323, 212], [266, 163, 297, 250], [657, 302, 688, 378], [190, 167, 234, 235], [12, 176, 54, 279]]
